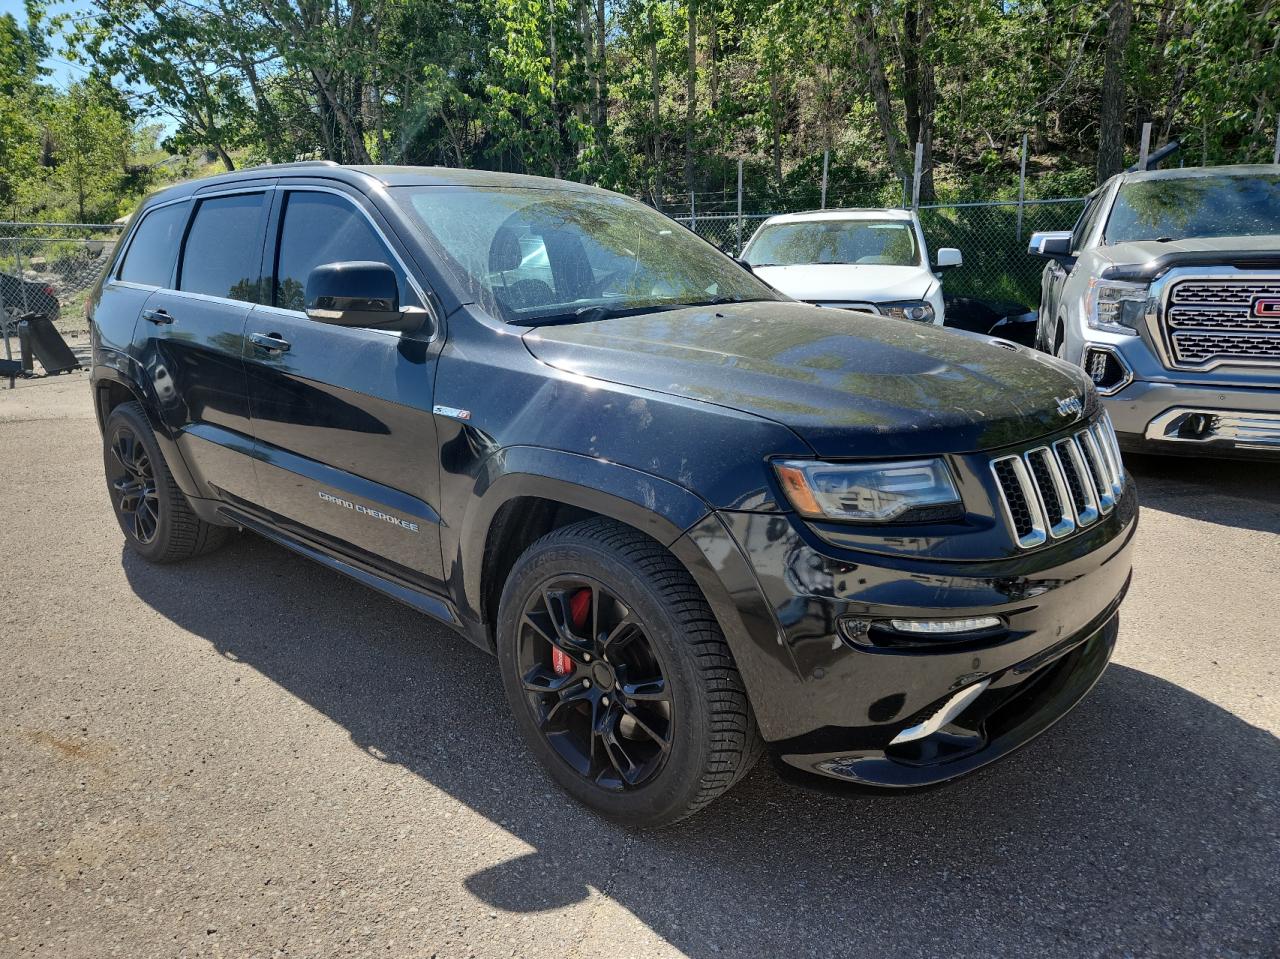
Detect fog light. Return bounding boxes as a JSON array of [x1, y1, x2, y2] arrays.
[[1179, 412, 1218, 439], [888, 616, 1001, 634], [1081, 345, 1133, 396]]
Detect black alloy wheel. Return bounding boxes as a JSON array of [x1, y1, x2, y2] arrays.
[[516, 576, 673, 790], [101, 401, 228, 563], [496, 518, 763, 826], [106, 422, 161, 545]]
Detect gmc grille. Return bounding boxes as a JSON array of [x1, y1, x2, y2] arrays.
[[1163, 277, 1280, 368], [991, 414, 1124, 549]]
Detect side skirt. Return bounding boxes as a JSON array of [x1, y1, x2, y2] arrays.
[[221, 506, 470, 640]]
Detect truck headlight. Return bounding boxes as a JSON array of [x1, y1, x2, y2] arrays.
[[774, 458, 962, 523], [1087, 279, 1147, 336], [880, 300, 935, 323]]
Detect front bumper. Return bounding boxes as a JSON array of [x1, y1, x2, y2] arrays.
[[778, 610, 1119, 787], [674, 481, 1136, 789], [1104, 379, 1280, 458]]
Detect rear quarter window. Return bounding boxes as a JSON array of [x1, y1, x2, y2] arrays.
[[118, 202, 189, 287]]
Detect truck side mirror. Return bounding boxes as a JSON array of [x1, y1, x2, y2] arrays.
[[305, 261, 426, 333], [935, 248, 963, 270], [1028, 231, 1075, 263]]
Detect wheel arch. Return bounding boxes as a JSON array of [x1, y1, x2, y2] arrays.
[[454, 447, 712, 651], [92, 365, 202, 500]]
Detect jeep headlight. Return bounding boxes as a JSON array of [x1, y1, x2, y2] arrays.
[[774, 458, 961, 523], [1087, 279, 1147, 336]]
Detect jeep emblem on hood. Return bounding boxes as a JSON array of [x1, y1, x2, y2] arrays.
[[1056, 395, 1083, 417]]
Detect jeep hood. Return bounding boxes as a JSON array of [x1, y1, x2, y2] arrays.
[[522, 301, 1092, 457], [751, 263, 935, 303]]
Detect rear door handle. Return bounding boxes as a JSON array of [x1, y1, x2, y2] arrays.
[[249, 331, 291, 354], [141, 308, 173, 325]]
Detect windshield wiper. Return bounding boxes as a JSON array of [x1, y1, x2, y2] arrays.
[[680, 295, 766, 308], [508, 302, 681, 328]]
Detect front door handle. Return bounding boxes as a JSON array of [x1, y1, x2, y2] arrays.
[[141, 308, 173, 325], [250, 331, 291, 354]]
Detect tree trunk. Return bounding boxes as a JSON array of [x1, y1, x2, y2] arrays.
[[311, 67, 371, 163], [851, 7, 910, 181], [595, 0, 607, 139], [213, 142, 236, 172], [915, 0, 937, 201], [684, 0, 696, 192], [769, 68, 782, 186], [649, 5, 662, 209], [1096, 0, 1132, 182], [902, 1, 920, 147], [900, 0, 935, 200], [708, 0, 719, 112], [549, 1, 560, 177]]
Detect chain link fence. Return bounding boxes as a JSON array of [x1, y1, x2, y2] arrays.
[[918, 198, 1085, 306], [1, 222, 121, 379], [673, 197, 1086, 310]]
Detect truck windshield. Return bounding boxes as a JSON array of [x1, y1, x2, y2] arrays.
[[391, 186, 779, 324], [743, 220, 919, 267], [1104, 174, 1280, 243]]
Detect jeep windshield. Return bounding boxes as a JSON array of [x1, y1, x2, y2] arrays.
[[391, 186, 779, 324], [1103, 173, 1280, 243], [743, 219, 920, 267]]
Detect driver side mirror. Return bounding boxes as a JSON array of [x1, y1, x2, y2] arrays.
[[1028, 231, 1075, 264], [305, 261, 429, 333], [935, 247, 963, 271], [734, 258, 755, 274]]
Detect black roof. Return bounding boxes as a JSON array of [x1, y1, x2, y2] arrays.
[[142, 162, 606, 208]]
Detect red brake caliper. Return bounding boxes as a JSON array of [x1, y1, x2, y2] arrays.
[[553, 588, 591, 676]]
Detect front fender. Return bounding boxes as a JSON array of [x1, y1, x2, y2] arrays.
[[447, 444, 713, 638]]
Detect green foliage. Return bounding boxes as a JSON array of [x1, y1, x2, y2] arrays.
[[4, 0, 1278, 223]]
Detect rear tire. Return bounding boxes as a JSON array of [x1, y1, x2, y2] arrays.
[[496, 518, 763, 827], [102, 401, 228, 563]]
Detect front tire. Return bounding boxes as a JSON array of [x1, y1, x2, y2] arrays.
[[102, 401, 227, 563], [496, 518, 762, 827]]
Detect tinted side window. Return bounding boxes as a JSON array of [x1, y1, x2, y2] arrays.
[[1072, 191, 1104, 251], [179, 193, 266, 302], [118, 202, 189, 287], [274, 191, 412, 312]]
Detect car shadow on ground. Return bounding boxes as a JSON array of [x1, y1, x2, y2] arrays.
[[122, 533, 1278, 958], [1126, 452, 1280, 533]]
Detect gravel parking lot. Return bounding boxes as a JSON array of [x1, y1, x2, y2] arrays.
[[2, 372, 1278, 959]]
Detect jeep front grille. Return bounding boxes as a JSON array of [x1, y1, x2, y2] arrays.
[[1162, 277, 1280, 368], [991, 414, 1124, 549]]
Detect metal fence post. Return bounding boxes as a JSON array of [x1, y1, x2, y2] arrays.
[[2, 240, 10, 388], [820, 150, 829, 210], [1273, 114, 1279, 165], [911, 142, 923, 211], [13, 234, 31, 314], [736, 159, 744, 252], [1016, 133, 1028, 243], [689, 191, 696, 231], [1138, 121, 1152, 170]]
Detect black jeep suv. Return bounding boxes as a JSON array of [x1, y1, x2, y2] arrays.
[[89, 163, 1137, 826]]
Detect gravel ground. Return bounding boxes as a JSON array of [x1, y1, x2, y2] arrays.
[[1, 374, 1277, 959]]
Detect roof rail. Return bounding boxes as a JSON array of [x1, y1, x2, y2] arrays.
[[242, 160, 342, 171]]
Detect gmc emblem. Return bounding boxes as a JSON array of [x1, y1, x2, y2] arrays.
[[1252, 297, 1280, 318]]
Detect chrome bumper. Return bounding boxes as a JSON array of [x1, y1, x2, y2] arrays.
[[1144, 407, 1280, 451]]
